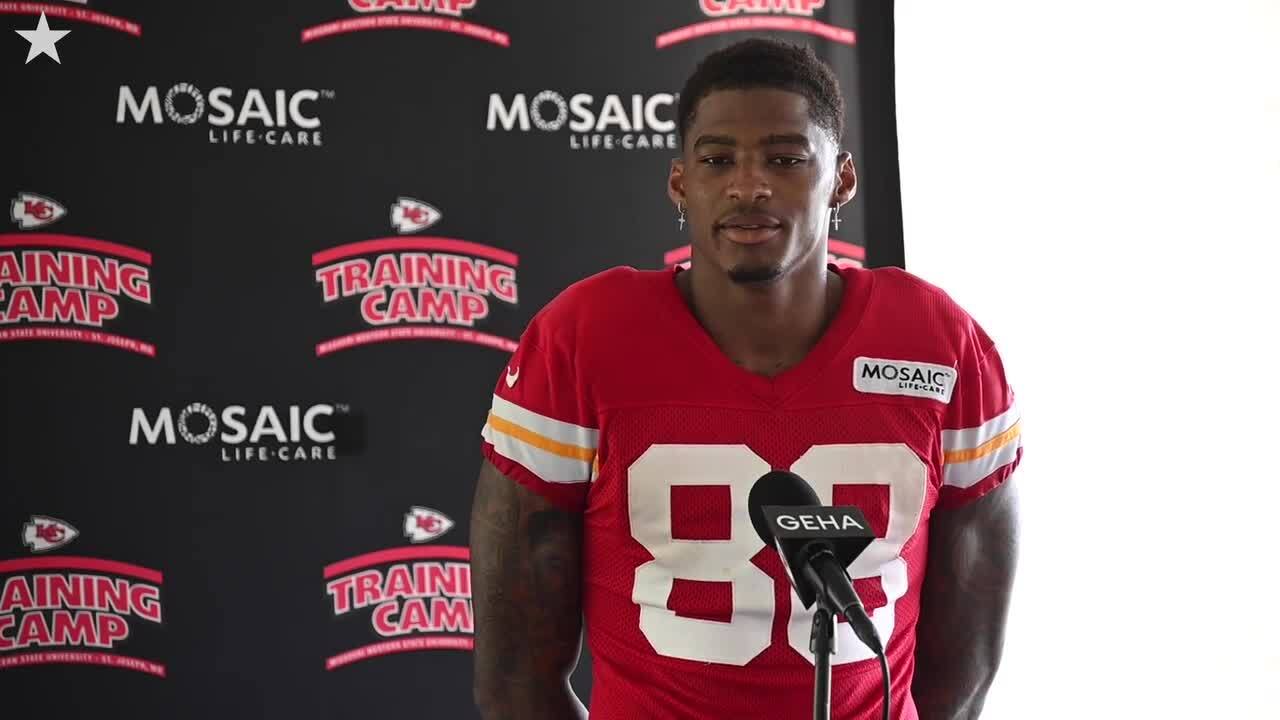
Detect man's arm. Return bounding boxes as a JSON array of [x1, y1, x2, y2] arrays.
[[471, 458, 588, 720], [912, 477, 1020, 720]]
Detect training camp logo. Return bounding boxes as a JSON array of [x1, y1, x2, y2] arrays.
[[487, 91, 679, 151], [312, 198, 519, 356], [128, 402, 351, 463], [656, 1, 854, 50], [324, 511, 472, 670], [1, 192, 157, 356], [116, 84, 336, 147], [1, 518, 166, 676], [301, 0, 509, 48]]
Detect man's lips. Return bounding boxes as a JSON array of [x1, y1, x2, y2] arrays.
[[716, 214, 784, 245], [717, 213, 783, 230]]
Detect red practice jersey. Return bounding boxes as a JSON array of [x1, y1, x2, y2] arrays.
[[480, 264, 1022, 720]]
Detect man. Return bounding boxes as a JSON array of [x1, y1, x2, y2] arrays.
[[471, 38, 1021, 720]]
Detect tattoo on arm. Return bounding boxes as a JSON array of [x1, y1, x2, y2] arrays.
[[471, 459, 587, 720], [912, 478, 1020, 720]]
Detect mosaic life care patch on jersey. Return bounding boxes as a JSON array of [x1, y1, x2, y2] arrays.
[[854, 357, 957, 403]]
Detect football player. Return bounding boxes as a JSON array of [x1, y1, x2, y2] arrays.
[[472, 38, 1022, 720]]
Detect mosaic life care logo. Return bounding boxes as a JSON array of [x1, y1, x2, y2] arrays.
[[301, 0, 509, 48], [1, 193, 157, 357], [129, 402, 352, 463], [324, 512, 470, 670], [487, 91, 679, 151], [116, 84, 336, 147], [656, 1, 854, 50], [0, 518, 166, 677], [313, 198, 518, 356]]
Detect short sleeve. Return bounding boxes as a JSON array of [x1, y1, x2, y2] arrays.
[[936, 318, 1023, 509], [479, 310, 597, 513]]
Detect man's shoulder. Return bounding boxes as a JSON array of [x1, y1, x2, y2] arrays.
[[531, 265, 667, 334], [858, 264, 962, 307], [843, 265, 992, 363], [857, 265, 978, 327], [535, 263, 665, 316], [557, 264, 659, 304]]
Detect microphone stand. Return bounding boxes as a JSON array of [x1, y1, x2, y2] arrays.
[[810, 600, 835, 720]]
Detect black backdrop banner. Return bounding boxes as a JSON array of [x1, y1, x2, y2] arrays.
[[2, 1, 903, 716]]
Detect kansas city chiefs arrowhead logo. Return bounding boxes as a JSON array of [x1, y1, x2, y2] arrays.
[[11, 192, 68, 230], [22, 515, 80, 553], [403, 506, 454, 543], [390, 197, 442, 234]]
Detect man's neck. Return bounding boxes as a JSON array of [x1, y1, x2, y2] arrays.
[[677, 260, 843, 377]]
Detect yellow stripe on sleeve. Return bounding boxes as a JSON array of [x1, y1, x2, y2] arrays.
[[944, 420, 1022, 465], [486, 412, 596, 463]]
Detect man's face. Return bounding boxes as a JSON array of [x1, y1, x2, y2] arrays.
[[669, 88, 853, 285]]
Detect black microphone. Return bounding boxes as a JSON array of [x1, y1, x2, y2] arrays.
[[748, 470, 885, 658]]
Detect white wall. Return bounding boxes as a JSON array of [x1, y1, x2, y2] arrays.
[[894, 1, 1280, 717]]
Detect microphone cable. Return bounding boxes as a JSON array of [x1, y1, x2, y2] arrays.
[[877, 651, 890, 720], [835, 600, 890, 720], [815, 552, 891, 720]]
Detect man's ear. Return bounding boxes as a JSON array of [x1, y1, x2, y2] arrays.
[[832, 151, 857, 207], [668, 157, 686, 207]]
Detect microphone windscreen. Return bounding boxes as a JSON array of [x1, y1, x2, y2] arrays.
[[748, 470, 820, 545]]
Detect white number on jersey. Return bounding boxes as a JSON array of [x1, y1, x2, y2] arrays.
[[628, 443, 927, 666]]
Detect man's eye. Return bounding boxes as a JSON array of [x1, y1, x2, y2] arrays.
[[699, 156, 732, 166], [770, 157, 806, 167]]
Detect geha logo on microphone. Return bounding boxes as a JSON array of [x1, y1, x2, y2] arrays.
[[776, 512, 864, 532], [765, 506, 873, 540], [128, 402, 351, 462]]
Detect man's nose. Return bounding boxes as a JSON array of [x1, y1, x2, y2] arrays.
[[726, 160, 772, 203]]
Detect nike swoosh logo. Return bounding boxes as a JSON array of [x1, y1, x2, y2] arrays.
[[505, 367, 519, 388]]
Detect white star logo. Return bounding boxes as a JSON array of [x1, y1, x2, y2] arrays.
[[15, 12, 70, 65]]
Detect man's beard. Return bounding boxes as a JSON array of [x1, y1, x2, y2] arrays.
[[726, 263, 784, 284]]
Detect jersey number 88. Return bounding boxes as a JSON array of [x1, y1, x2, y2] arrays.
[[628, 443, 927, 666]]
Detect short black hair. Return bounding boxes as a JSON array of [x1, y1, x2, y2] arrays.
[[677, 37, 846, 147]]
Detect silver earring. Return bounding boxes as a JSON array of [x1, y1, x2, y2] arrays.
[[830, 203, 842, 231], [677, 204, 686, 230]]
